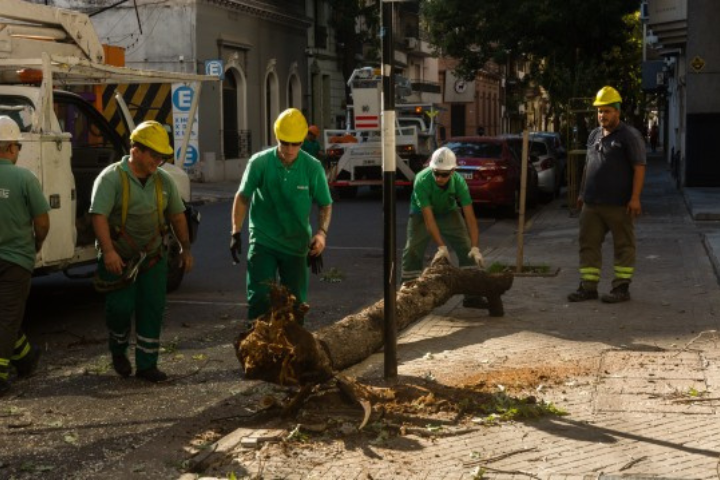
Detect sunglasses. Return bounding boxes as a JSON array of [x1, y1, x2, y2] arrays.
[[147, 149, 169, 166], [432, 170, 452, 178], [280, 140, 302, 147]]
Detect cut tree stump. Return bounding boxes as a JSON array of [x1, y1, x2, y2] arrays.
[[234, 258, 514, 386]]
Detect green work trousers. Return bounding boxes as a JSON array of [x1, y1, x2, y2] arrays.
[[0, 260, 33, 381], [247, 243, 308, 322], [578, 203, 636, 290], [98, 255, 168, 371], [401, 209, 475, 282]]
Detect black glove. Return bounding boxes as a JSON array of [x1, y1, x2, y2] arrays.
[[230, 232, 242, 265], [308, 252, 323, 275]]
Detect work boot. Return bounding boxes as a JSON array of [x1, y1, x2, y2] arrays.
[[601, 284, 631, 304], [0, 379, 10, 397], [13, 347, 41, 378], [567, 284, 599, 302], [112, 354, 132, 378], [136, 366, 168, 383]]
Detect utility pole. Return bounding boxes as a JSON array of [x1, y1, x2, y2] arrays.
[[381, 0, 397, 380]]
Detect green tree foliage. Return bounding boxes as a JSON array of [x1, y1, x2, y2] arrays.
[[421, 0, 641, 121], [328, 0, 380, 103]]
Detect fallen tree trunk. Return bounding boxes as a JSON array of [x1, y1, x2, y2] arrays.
[[235, 259, 514, 385]]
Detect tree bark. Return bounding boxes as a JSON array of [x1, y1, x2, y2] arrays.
[[235, 259, 514, 385]]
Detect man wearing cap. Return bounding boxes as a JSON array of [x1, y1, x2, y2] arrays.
[[0, 116, 49, 396], [230, 108, 332, 326], [568, 86, 646, 304], [401, 147, 485, 307], [90, 121, 194, 382]]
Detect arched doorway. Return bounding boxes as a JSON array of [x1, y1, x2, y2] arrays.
[[288, 73, 301, 109], [264, 66, 279, 146], [222, 67, 249, 159]]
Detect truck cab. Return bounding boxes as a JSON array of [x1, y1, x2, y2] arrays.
[[0, 0, 213, 291]]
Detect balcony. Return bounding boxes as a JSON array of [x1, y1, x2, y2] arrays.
[[410, 79, 441, 94], [403, 37, 434, 58], [647, 0, 687, 50]]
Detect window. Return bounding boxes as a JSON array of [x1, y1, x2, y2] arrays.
[[0, 96, 34, 132], [445, 141, 502, 158]]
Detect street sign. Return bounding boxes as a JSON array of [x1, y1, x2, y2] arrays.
[[171, 83, 200, 169], [691, 56, 706, 73], [352, 85, 381, 130], [205, 59, 224, 80]]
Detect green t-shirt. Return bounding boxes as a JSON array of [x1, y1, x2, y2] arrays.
[[410, 167, 472, 215], [89, 156, 185, 259], [0, 160, 51, 272], [301, 139, 322, 158], [239, 147, 333, 256]]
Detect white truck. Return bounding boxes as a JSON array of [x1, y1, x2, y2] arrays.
[[324, 68, 439, 198], [0, 0, 215, 291]]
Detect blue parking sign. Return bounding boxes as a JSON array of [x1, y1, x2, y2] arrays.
[[172, 86, 194, 112], [205, 60, 224, 80], [179, 144, 199, 168]]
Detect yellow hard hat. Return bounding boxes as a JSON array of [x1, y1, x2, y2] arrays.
[[593, 86, 622, 107], [274, 108, 308, 143], [130, 121, 173, 156]]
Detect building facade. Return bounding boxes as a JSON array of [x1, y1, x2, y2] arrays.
[[437, 58, 503, 140], [646, 0, 720, 187], [43, 0, 323, 182]]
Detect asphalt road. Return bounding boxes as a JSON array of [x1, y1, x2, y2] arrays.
[[4, 189, 534, 479], [26, 187, 500, 333]]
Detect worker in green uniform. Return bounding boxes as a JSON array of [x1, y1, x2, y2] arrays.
[[301, 125, 324, 160], [0, 116, 50, 396], [90, 121, 194, 382], [230, 108, 333, 326], [401, 147, 485, 307]]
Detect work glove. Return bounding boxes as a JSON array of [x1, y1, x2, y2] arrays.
[[308, 252, 323, 275], [230, 232, 242, 265], [468, 247, 485, 268], [432, 246, 450, 264]]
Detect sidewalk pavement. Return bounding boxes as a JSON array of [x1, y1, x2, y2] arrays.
[[190, 180, 238, 206], [188, 156, 720, 479]]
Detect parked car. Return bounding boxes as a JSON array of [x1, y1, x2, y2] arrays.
[[532, 131, 567, 184], [505, 133, 565, 199], [443, 136, 539, 215]]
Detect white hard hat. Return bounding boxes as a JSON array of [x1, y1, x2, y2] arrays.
[[0, 116, 21, 142], [429, 147, 457, 170]]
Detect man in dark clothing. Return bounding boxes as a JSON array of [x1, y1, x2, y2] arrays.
[[568, 86, 646, 304], [0, 116, 50, 396]]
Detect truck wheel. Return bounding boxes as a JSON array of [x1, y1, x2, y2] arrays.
[[166, 236, 185, 293]]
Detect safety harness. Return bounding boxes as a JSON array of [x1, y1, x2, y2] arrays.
[[93, 164, 168, 293]]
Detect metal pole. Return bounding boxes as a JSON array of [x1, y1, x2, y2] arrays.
[[516, 128, 529, 273], [381, 0, 397, 380]]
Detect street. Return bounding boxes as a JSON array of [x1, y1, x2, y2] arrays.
[[2, 188, 510, 479], [26, 188, 504, 333]]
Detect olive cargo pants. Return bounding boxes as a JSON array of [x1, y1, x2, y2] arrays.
[[578, 203, 636, 290]]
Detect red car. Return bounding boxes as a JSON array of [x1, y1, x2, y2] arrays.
[[443, 136, 539, 214]]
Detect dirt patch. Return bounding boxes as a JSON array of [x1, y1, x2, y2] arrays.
[[194, 362, 593, 477], [449, 363, 592, 394]]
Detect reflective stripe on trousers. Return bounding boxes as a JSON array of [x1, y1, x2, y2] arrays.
[[578, 203, 636, 288]]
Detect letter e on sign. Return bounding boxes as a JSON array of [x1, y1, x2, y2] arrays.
[[172, 86, 194, 113]]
